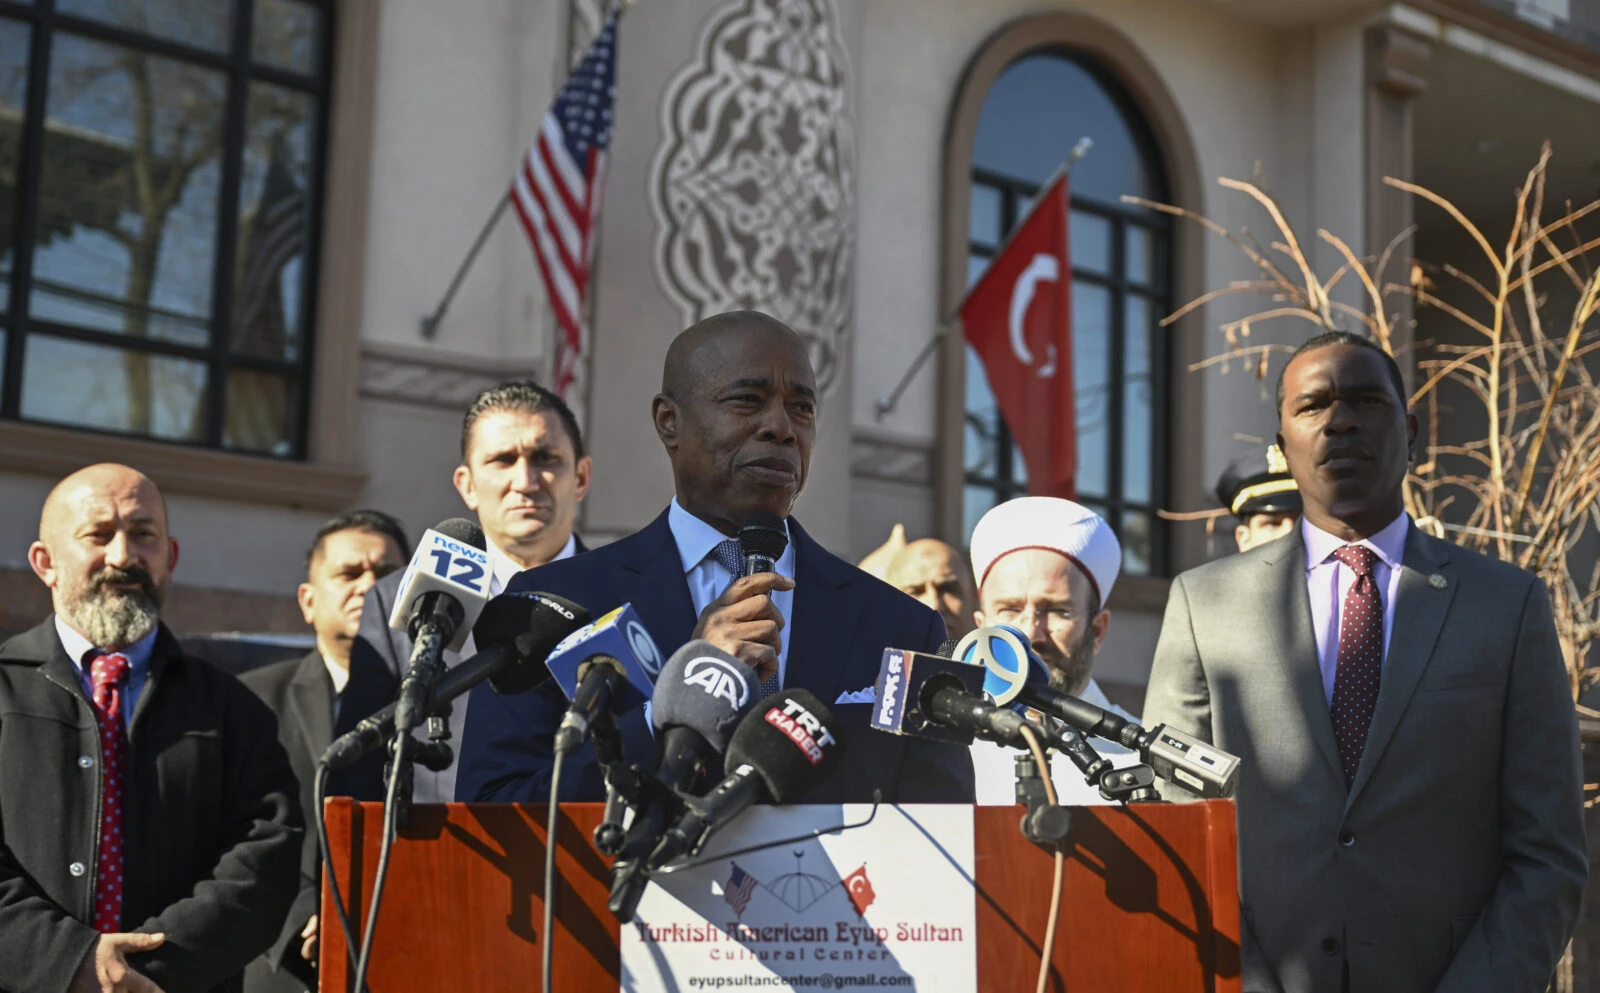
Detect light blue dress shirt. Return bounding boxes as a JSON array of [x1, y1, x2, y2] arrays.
[[667, 498, 796, 688]]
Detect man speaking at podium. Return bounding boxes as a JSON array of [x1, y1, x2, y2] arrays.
[[1143, 333, 1586, 993], [456, 311, 974, 805]]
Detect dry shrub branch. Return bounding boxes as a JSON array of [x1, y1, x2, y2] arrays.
[[1127, 144, 1600, 706]]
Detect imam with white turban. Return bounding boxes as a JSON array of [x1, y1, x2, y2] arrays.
[[966, 497, 1142, 806]]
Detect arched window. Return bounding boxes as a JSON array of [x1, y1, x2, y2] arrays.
[[963, 50, 1172, 576]]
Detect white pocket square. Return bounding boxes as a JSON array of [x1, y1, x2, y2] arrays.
[[834, 686, 876, 705]]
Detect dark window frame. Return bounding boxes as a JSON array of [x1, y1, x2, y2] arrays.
[[963, 50, 1174, 575], [0, 0, 332, 458]]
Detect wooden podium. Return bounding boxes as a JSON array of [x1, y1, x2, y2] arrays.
[[320, 799, 1240, 992]]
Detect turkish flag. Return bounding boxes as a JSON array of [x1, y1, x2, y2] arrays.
[[843, 865, 876, 917], [960, 173, 1075, 498]]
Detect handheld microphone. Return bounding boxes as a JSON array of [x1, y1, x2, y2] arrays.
[[647, 689, 843, 869], [545, 604, 665, 755], [389, 520, 493, 736], [606, 641, 756, 921], [869, 648, 1031, 746], [739, 512, 788, 576], [324, 591, 589, 770], [957, 626, 1241, 799]]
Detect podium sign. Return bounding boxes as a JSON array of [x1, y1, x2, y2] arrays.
[[320, 799, 1240, 992], [624, 805, 976, 990]]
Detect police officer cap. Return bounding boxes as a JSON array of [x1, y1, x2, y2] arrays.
[[1215, 445, 1302, 520]]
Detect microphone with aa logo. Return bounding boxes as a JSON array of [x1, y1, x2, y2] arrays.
[[544, 603, 665, 755], [869, 646, 1032, 747], [957, 625, 1241, 799], [388, 519, 493, 736], [606, 641, 756, 922]]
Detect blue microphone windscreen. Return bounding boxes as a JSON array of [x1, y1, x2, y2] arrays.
[[954, 626, 1033, 708], [543, 603, 664, 711]]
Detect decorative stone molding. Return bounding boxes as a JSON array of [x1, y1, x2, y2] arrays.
[[851, 428, 934, 487], [358, 341, 544, 411], [650, 0, 857, 396]]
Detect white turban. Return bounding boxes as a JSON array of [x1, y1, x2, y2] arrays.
[[969, 497, 1121, 605]]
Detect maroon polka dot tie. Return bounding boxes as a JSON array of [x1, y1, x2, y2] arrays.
[[89, 653, 130, 933], [1330, 546, 1383, 787]]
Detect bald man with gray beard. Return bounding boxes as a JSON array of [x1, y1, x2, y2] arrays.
[[0, 463, 300, 993]]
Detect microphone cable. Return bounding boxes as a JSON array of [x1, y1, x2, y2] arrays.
[[542, 748, 566, 993], [1017, 722, 1065, 993], [313, 760, 365, 990], [351, 740, 406, 993]]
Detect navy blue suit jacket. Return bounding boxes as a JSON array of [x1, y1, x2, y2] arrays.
[[455, 509, 975, 805]]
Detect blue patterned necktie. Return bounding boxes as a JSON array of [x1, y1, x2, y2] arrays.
[[710, 538, 781, 698]]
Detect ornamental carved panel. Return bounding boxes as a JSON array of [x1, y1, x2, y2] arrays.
[[650, 0, 856, 395]]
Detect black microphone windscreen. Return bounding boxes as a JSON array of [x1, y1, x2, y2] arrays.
[[649, 640, 756, 752], [433, 517, 487, 550], [724, 689, 843, 804], [475, 591, 592, 694], [738, 512, 788, 562], [935, 638, 960, 658]]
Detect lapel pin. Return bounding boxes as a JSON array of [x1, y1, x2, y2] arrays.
[[1428, 573, 1448, 590]]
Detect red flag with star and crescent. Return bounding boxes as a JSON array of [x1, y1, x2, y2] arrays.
[[843, 865, 875, 918], [959, 172, 1075, 498]]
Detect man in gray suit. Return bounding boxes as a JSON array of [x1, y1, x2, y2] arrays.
[[1143, 331, 1586, 993]]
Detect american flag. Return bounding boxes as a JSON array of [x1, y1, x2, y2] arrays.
[[234, 135, 305, 358], [723, 862, 759, 918], [511, 10, 618, 397]]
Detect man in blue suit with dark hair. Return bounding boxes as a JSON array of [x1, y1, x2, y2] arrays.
[[456, 310, 975, 805]]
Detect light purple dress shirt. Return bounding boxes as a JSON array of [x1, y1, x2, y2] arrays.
[[1301, 512, 1409, 705]]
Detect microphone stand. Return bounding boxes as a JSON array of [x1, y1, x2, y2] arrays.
[[1012, 752, 1072, 846], [1011, 717, 1166, 847], [383, 729, 455, 833], [1036, 718, 1161, 804]]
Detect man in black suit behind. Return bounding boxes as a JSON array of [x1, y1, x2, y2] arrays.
[[353, 381, 592, 803], [456, 311, 974, 805], [0, 463, 299, 993], [240, 510, 409, 993]]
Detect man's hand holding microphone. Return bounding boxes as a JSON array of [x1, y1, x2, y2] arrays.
[[691, 572, 792, 684]]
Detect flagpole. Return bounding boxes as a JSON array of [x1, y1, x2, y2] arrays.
[[873, 137, 1091, 421], [873, 322, 952, 419], [419, 192, 512, 339]]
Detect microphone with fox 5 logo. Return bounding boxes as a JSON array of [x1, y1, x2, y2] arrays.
[[958, 625, 1241, 799], [606, 640, 757, 921], [389, 519, 492, 737], [646, 689, 843, 870], [868, 647, 1032, 747], [544, 603, 665, 755]]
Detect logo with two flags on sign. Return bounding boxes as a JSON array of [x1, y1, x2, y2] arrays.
[[720, 851, 875, 920]]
